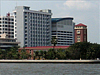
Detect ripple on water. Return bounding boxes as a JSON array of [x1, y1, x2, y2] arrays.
[[0, 63, 100, 75]]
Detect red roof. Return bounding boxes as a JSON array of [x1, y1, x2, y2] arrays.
[[22, 46, 69, 50], [75, 23, 87, 27]]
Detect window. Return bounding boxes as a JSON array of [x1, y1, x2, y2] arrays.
[[5, 18, 7, 20], [30, 50, 31, 54], [25, 27, 27, 29], [25, 42, 27, 44], [14, 12, 16, 15], [84, 36, 86, 41], [15, 23, 17, 26], [25, 34, 27, 37], [77, 30, 80, 34], [25, 38, 27, 40], [77, 36, 80, 38], [84, 30, 86, 34], [77, 38, 80, 42], [11, 22, 14, 24], [15, 34, 17, 37]]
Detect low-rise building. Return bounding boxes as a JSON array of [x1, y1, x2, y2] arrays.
[[0, 33, 20, 50], [18, 46, 69, 59]]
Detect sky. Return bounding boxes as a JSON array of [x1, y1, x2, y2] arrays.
[[0, 0, 100, 44]]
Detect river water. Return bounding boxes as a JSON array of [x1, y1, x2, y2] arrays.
[[0, 63, 100, 75]]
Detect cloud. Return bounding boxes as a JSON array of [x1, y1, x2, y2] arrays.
[[63, 0, 96, 10]]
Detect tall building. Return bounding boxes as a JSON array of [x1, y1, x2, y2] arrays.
[[51, 17, 75, 46], [13, 6, 52, 47], [0, 13, 14, 38], [74, 23, 87, 43]]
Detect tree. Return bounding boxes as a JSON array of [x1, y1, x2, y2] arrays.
[[51, 36, 58, 50], [56, 48, 66, 59], [66, 42, 100, 60], [35, 51, 39, 60], [0, 49, 6, 59], [19, 49, 30, 59], [46, 48, 56, 59], [43, 51, 47, 59], [6, 47, 19, 59], [39, 50, 44, 59]]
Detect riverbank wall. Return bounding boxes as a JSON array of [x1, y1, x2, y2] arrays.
[[0, 60, 100, 63]]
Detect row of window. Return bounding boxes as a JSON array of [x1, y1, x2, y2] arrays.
[[75, 26, 86, 29], [57, 43, 72, 45], [77, 30, 86, 34], [0, 28, 14, 31], [57, 20, 72, 26], [52, 33, 72, 36], [0, 25, 14, 27], [24, 12, 50, 16], [0, 18, 14, 21], [77, 36, 86, 42], [0, 21, 14, 24], [52, 31, 72, 33]]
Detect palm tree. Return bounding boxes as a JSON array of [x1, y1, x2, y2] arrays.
[[51, 36, 58, 50]]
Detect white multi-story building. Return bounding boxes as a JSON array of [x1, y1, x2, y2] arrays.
[[0, 13, 19, 49], [0, 13, 14, 38], [13, 6, 52, 47], [52, 17, 75, 46]]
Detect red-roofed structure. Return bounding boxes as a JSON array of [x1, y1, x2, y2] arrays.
[[25, 46, 69, 50], [74, 23, 87, 43], [18, 46, 69, 59], [75, 23, 87, 27]]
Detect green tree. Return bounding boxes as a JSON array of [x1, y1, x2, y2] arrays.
[[66, 42, 100, 60], [46, 48, 56, 59], [19, 49, 30, 59], [6, 47, 19, 59], [0, 49, 6, 59], [51, 36, 58, 50], [35, 51, 39, 59], [56, 48, 66, 59]]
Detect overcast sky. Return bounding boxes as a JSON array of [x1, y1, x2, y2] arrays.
[[0, 0, 100, 44]]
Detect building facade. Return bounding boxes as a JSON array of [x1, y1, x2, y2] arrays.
[[51, 17, 75, 46], [74, 23, 87, 43], [0, 37, 19, 50], [0, 13, 14, 39], [0, 13, 20, 49], [13, 6, 52, 47]]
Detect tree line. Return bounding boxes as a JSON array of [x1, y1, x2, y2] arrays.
[[0, 42, 100, 60]]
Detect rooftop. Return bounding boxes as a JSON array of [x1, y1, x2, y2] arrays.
[[19, 46, 70, 50], [75, 23, 87, 27], [52, 17, 73, 22]]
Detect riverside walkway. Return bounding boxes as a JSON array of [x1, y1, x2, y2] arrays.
[[0, 60, 100, 63]]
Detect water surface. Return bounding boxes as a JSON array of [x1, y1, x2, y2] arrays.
[[0, 63, 100, 75]]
